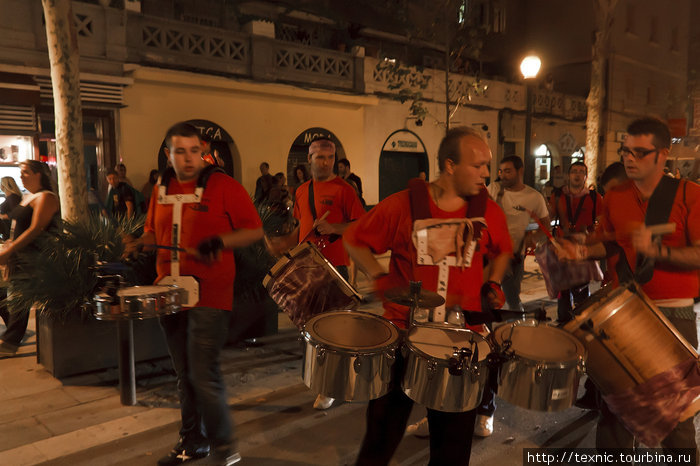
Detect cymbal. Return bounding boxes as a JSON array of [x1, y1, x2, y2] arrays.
[[384, 286, 445, 308]]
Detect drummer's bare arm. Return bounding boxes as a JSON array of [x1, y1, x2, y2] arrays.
[[220, 227, 264, 249], [0, 192, 59, 264], [632, 226, 700, 269], [487, 252, 510, 284], [313, 218, 354, 236], [345, 241, 386, 280], [556, 238, 607, 261]]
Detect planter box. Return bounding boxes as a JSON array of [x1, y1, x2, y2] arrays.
[[37, 313, 169, 378], [227, 294, 279, 344]]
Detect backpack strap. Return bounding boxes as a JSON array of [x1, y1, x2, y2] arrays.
[[408, 178, 431, 220]]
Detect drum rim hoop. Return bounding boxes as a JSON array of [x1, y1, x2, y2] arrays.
[[303, 309, 400, 351], [405, 326, 491, 363]]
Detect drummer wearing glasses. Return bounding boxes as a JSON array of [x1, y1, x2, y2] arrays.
[[558, 117, 700, 455], [137, 122, 263, 466], [344, 127, 512, 466]]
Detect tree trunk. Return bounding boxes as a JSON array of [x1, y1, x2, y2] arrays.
[[585, 0, 618, 187], [42, 0, 88, 223]]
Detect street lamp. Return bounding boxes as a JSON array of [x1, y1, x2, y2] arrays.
[[521, 55, 541, 187]]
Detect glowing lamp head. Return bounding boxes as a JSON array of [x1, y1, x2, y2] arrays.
[[520, 55, 542, 79]]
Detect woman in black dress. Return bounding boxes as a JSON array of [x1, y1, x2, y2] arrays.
[[0, 161, 59, 356]]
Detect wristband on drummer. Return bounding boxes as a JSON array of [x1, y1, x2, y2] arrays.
[[197, 236, 224, 256]]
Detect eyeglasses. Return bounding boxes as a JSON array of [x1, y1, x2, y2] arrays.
[[617, 147, 658, 159]]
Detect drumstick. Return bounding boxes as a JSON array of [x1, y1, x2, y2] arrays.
[[515, 206, 563, 252], [594, 223, 676, 243], [152, 244, 187, 252], [301, 211, 330, 243]]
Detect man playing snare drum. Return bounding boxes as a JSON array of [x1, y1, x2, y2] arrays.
[[558, 117, 700, 455], [137, 122, 263, 466], [291, 135, 366, 409], [345, 127, 512, 466]]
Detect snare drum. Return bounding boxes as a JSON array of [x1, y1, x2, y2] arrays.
[[302, 310, 399, 402], [402, 325, 491, 412], [94, 285, 185, 320], [494, 322, 586, 412], [264, 242, 360, 329], [563, 283, 698, 395]]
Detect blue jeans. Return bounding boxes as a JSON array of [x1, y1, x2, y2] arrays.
[[501, 257, 525, 311], [159, 307, 232, 448]]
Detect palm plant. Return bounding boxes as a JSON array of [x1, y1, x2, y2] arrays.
[[6, 214, 145, 321]]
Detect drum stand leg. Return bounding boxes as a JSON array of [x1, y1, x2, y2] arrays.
[[117, 320, 136, 406]]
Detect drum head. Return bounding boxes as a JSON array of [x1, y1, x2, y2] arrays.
[[495, 324, 584, 362], [407, 326, 490, 361], [305, 310, 398, 351], [118, 285, 170, 297]]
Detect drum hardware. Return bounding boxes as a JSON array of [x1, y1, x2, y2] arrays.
[[301, 310, 400, 402], [385, 282, 445, 310], [401, 325, 492, 412], [493, 321, 587, 412]]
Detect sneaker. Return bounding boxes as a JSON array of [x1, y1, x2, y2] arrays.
[[474, 414, 493, 437], [157, 438, 210, 465], [203, 447, 241, 465], [405, 417, 429, 438], [0, 341, 18, 357], [313, 394, 334, 410]]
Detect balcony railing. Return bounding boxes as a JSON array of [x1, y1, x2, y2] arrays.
[[0, 0, 586, 118]]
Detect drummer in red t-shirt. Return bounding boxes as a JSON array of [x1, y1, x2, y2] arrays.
[[558, 117, 700, 454], [344, 127, 512, 466], [290, 136, 365, 410], [137, 122, 263, 466]]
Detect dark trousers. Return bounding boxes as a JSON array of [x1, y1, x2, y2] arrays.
[[501, 257, 525, 312], [355, 387, 476, 466], [160, 307, 233, 448], [596, 307, 698, 457], [1, 285, 29, 348], [556, 284, 589, 323]]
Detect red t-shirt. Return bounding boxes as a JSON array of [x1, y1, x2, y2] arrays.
[[293, 176, 365, 266], [344, 187, 512, 329], [144, 172, 262, 310], [549, 189, 603, 234], [601, 179, 700, 300]]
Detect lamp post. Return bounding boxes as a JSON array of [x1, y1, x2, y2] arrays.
[[520, 55, 541, 187]]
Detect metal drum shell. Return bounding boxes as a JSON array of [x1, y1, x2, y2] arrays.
[[494, 323, 586, 412], [302, 310, 399, 402], [94, 285, 186, 321], [563, 283, 698, 395], [401, 327, 491, 413]]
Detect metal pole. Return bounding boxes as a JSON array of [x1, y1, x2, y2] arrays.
[[524, 84, 534, 187], [117, 319, 136, 406]]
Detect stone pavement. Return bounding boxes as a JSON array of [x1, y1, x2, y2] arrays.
[[0, 256, 693, 465]]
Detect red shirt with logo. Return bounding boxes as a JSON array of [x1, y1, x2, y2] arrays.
[[344, 187, 512, 328], [145, 172, 262, 310], [601, 179, 700, 300], [293, 176, 365, 266]]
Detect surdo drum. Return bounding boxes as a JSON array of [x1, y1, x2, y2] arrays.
[[494, 321, 586, 412], [401, 326, 492, 412], [302, 310, 400, 402], [563, 283, 699, 396], [265, 242, 360, 329]]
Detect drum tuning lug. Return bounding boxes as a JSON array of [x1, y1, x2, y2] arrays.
[[577, 357, 586, 374], [353, 354, 362, 374], [535, 365, 544, 383], [316, 347, 326, 364], [427, 360, 437, 379]]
